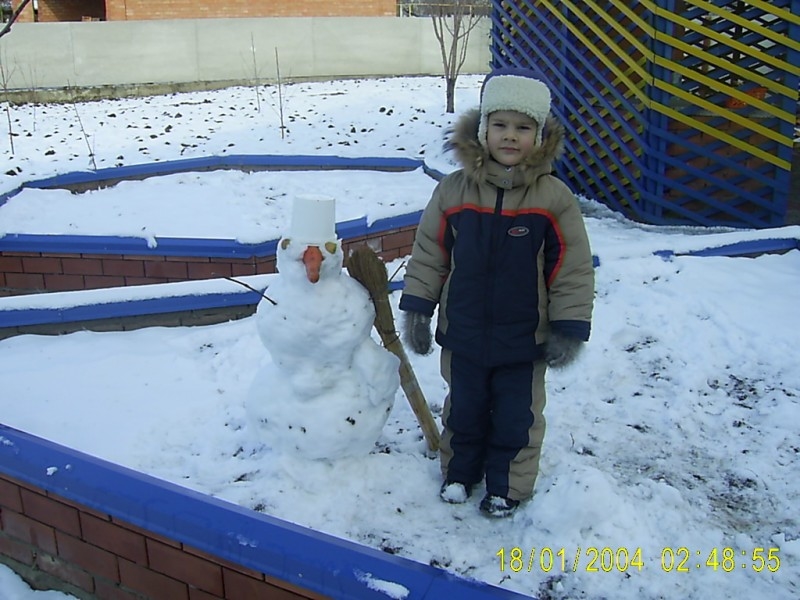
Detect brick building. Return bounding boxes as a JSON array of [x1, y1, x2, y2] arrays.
[[13, 0, 398, 22]]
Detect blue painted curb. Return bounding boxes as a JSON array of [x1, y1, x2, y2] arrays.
[[0, 290, 264, 328], [0, 213, 422, 257], [653, 238, 800, 260], [1, 155, 426, 199], [0, 232, 280, 257], [0, 424, 531, 600]]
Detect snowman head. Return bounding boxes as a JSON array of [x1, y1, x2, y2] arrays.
[[276, 194, 342, 284], [277, 237, 343, 284]]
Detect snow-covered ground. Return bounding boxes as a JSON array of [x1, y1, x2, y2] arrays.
[[1, 76, 799, 600]]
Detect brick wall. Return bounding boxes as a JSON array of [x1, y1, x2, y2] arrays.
[[37, 0, 105, 21], [0, 253, 278, 296], [10, 0, 33, 21], [0, 226, 418, 296], [110, 0, 397, 20], [0, 473, 325, 600], [16, 0, 397, 22]]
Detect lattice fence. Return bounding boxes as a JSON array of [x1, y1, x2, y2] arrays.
[[490, 0, 800, 228]]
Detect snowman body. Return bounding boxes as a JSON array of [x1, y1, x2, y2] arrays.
[[247, 234, 400, 460]]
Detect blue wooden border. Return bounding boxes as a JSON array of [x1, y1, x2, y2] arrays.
[[654, 238, 800, 259], [0, 424, 529, 600], [0, 212, 423, 257], [0, 291, 264, 328], [3, 155, 425, 196], [0, 232, 279, 258]]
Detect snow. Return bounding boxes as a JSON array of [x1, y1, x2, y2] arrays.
[[0, 566, 73, 600], [1, 76, 799, 600], [356, 570, 410, 599]]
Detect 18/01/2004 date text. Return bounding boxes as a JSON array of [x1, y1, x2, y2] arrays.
[[497, 547, 781, 573]]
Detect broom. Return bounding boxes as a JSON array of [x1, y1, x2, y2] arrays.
[[346, 245, 441, 452]]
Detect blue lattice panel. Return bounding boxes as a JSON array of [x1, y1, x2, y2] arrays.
[[490, 0, 800, 228]]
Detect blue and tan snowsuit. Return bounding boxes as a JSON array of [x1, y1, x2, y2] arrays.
[[400, 109, 594, 501]]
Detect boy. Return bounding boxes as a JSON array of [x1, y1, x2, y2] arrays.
[[400, 68, 594, 518]]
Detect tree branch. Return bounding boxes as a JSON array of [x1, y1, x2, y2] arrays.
[[0, 0, 34, 40]]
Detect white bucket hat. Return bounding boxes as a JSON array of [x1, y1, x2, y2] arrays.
[[288, 194, 337, 245]]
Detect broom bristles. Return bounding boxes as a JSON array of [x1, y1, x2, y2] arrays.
[[346, 245, 396, 335], [346, 245, 389, 295]]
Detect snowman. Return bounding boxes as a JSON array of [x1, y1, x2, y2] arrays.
[[246, 195, 400, 460]]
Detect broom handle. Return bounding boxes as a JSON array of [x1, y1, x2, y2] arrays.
[[371, 296, 440, 452], [381, 329, 441, 452]]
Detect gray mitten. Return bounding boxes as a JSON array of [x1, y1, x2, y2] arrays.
[[545, 332, 584, 369], [403, 312, 433, 355]]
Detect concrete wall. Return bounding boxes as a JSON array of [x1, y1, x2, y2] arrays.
[[0, 17, 491, 92]]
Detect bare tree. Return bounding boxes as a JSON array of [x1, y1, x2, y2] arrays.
[[0, 53, 16, 153], [0, 0, 33, 40], [406, 1, 489, 113]]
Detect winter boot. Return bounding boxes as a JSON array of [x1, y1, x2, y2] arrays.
[[440, 480, 472, 504], [479, 494, 520, 518]]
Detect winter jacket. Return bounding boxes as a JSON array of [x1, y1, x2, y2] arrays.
[[399, 108, 594, 367]]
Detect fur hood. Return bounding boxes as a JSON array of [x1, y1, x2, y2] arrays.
[[445, 108, 566, 186]]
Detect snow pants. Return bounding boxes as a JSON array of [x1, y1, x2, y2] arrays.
[[439, 348, 547, 502]]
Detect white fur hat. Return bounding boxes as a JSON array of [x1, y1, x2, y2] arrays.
[[478, 68, 552, 147]]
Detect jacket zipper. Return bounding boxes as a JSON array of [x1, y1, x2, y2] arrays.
[[484, 187, 504, 364]]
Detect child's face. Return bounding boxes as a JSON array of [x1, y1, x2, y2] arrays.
[[486, 110, 539, 167]]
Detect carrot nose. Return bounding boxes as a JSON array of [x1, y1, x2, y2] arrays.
[[302, 246, 324, 283]]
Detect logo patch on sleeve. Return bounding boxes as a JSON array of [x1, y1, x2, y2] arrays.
[[507, 226, 530, 238]]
